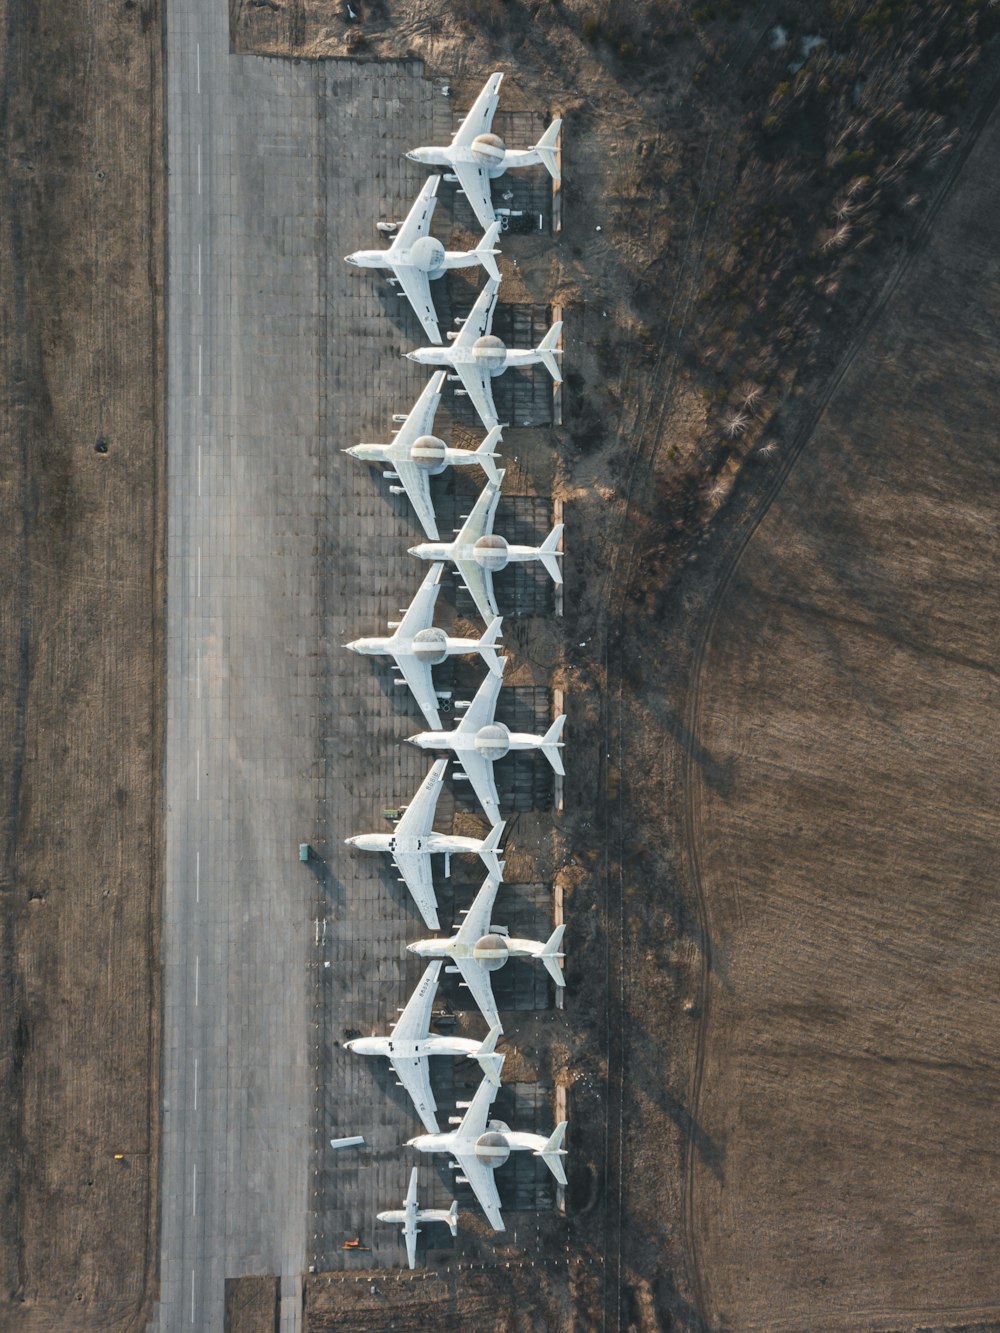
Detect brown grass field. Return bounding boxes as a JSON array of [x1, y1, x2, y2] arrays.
[[682, 99, 1000, 1333]]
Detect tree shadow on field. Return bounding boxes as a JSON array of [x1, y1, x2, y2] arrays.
[[661, 1086, 725, 1183], [664, 708, 737, 801]]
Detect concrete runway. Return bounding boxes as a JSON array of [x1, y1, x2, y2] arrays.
[[158, 6, 560, 1328]]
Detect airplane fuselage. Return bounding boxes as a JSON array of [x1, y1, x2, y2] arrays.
[[345, 246, 485, 277], [346, 1034, 484, 1059], [409, 728, 548, 758], [408, 539, 548, 567], [345, 440, 488, 475], [407, 343, 543, 375], [345, 831, 490, 856], [406, 146, 543, 179], [345, 633, 488, 658], [409, 934, 543, 963], [408, 1127, 550, 1156]]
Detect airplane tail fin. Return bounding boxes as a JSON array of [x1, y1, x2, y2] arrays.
[[535, 1121, 568, 1185], [478, 822, 506, 879], [476, 1027, 504, 1087], [534, 118, 562, 181], [476, 221, 503, 283], [538, 523, 564, 584], [536, 322, 563, 382], [478, 616, 505, 674], [475, 426, 504, 486], [540, 715, 566, 776], [540, 924, 566, 988], [448, 1199, 460, 1236]]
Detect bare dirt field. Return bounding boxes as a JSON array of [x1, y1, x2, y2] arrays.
[[0, 0, 163, 1328], [681, 104, 1000, 1332]]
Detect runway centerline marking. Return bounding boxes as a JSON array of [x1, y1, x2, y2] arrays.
[[190, 1269, 195, 1325], [196, 43, 200, 96], [195, 749, 200, 801], [197, 142, 201, 195], [192, 1163, 197, 1216], [193, 1055, 198, 1110], [197, 545, 201, 596], [197, 446, 202, 498], [196, 645, 201, 699], [197, 241, 201, 295], [198, 343, 202, 395], [195, 849, 200, 904], [195, 955, 200, 1007]]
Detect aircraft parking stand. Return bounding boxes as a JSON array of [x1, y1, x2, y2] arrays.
[[162, 11, 566, 1324]]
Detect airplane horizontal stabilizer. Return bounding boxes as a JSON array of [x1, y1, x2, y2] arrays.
[[475, 426, 504, 486], [448, 1199, 460, 1236], [536, 321, 563, 383], [478, 822, 506, 879], [541, 924, 566, 987], [476, 221, 503, 283], [540, 715, 566, 776], [539, 522, 564, 584], [478, 616, 505, 674], [536, 1120, 568, 1185], [534, 119, 562, 181]]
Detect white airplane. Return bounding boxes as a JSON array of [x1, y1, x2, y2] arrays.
[[344, 759, 505, 930], [407, 664, 565, 827], [344, 563, 504, 729], [343, 371, 503, 539], [406, 1074, 568, 1231], [408, 875, 565, 1032], [405, 278, 562, 430], [408, 479, 563, 625], [346, 960, 504, 1134], [377, 1167, 459, 1270], [345, 175, 502, 344], [406, 72, 562, 233]]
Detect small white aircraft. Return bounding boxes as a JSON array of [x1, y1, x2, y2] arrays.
[[408, 875, 565, 1032], [345, 563, 504, 730], [377, 1167, 459, 1270], [406, 279, 562, 430], [406, 72, 562, 233], [345, 176, 502, 344], [344, 759, 505, 930], [409, 479, 563, 625], [343, 371, 503, 539], [346, 961, 503, 1134], [407, 664, 565, 827], [407, 1074, 568, 1231]]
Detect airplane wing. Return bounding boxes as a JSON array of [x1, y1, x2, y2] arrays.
[[395, 650, 442, 729], [451, 160, 496, 234], [454, 479, 502, 546], [390, 1054, 439, 1134], [455, 876, 501, 944], [457, 668, 504, 734], [454, 1149, 504, 1230], [395, 563, 444, 638], [392, 458, 439, 539], [391, 960, 443, 1041], [396, 371, 446, 447], [451, 73, 503, 148], [392, 851, 440, 930], [454, 958, 501, 1031], [454, 560, 498, 623], [392, 264, 442, 346], [392, 175, 440, 251], [395, 759, 448, 838], [455, 750, 501, 826], [452, 279, 499, 348], [452, 361, 499, 431]]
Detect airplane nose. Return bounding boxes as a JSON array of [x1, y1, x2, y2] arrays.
[[344, 836, 356, 847]]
